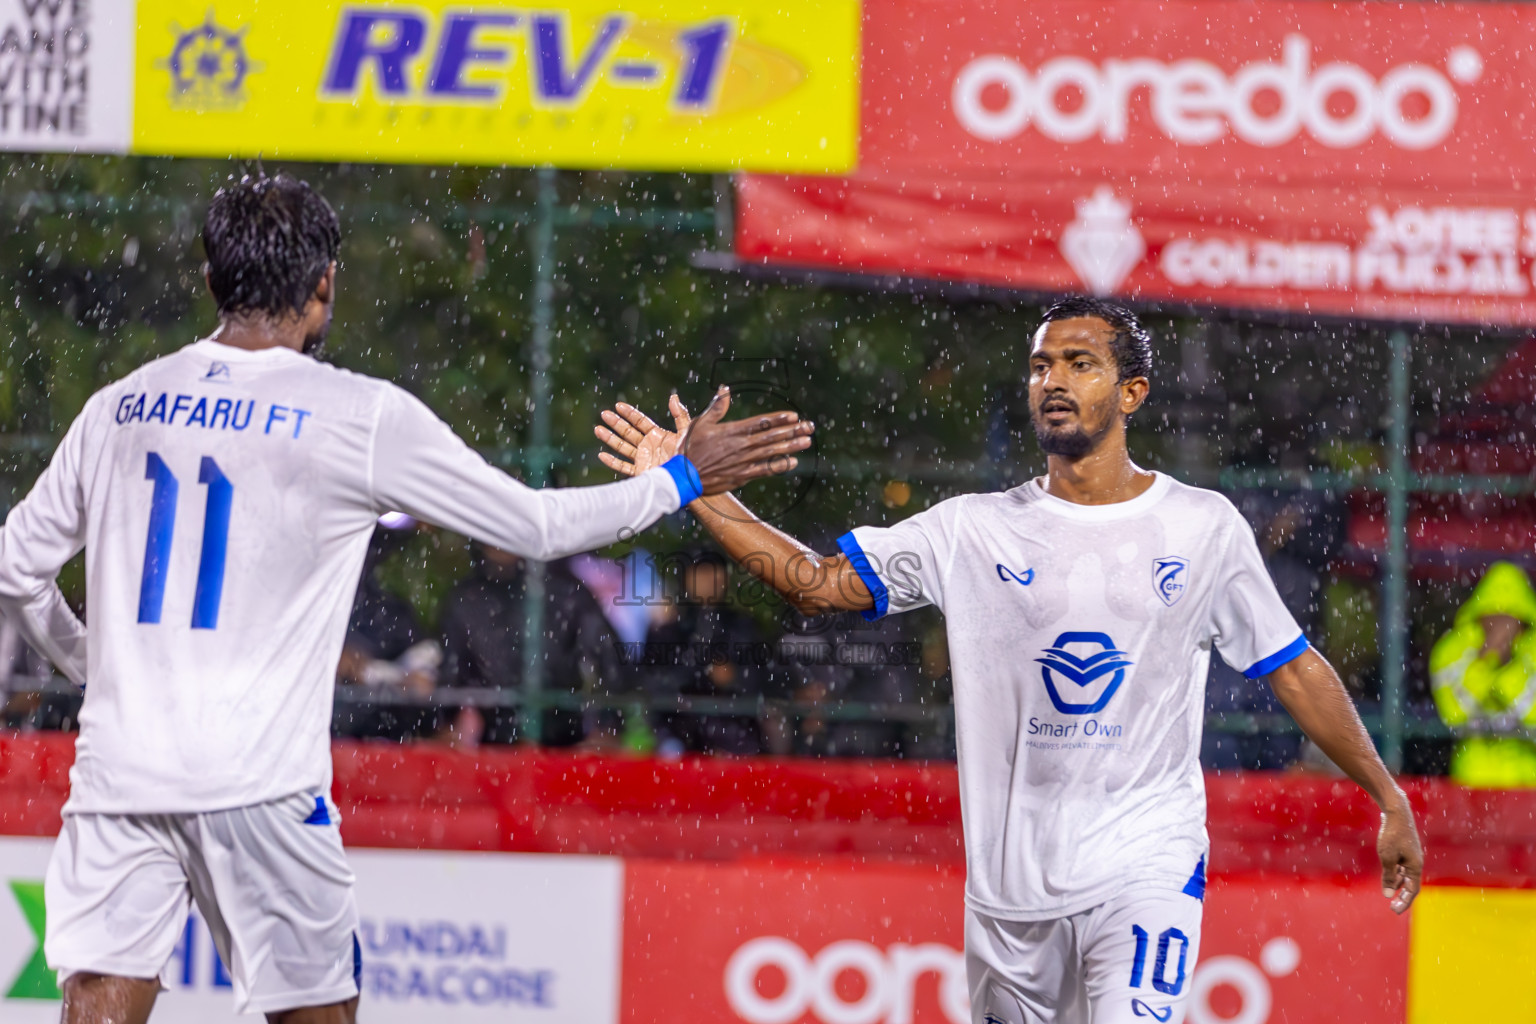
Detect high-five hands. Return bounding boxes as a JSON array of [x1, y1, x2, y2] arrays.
[[594, 388, 813, 498], [595, 394, 690, 475]]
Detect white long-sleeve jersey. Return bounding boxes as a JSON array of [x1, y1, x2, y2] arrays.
[[0, 338, 686, 813]]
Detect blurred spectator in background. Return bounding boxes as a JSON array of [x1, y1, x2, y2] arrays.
[[437, 545, 619, 748], [1205, 442, 1345, 770], [648, 550, 771, 756], [569, 549, 659, 648], [334, 516, 441, 741], [785, 611, 917, 758], [569, 549, 664, 752], [0, 611, 75, 730], [625, 590, 691, 747], [907, 620, 958, 760], [1430, 561, 1536, 788]]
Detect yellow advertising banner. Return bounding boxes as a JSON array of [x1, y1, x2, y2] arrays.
[[1408, 887, 1536, 1023], [130, 0, 859, 172]]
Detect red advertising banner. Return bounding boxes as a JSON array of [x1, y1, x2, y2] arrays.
[[621, 861, 1409, 1024], [736, 0, 1536, 325]]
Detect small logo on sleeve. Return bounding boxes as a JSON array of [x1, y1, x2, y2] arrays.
[[996, 563, 1035, 587], [1153, 556, 1189, 607]]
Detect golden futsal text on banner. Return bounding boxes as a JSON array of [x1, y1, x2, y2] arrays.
[[130, 0, 858, 171]]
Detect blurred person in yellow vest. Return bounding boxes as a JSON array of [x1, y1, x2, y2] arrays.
[[1430, 561, 1536, 787]]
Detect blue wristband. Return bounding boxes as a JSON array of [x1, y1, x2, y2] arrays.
[[836, 531, 890, 621], [661, 454, 704, 506]]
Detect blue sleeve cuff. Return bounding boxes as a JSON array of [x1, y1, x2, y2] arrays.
[[661, 454, 703, 507], [1243, 633, 1309, 679], [836, 530, 889, 621]]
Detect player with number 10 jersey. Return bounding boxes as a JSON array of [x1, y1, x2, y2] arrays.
[[594, 298, 1422, 1024]]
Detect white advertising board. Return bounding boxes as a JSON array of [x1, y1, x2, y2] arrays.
[[0, 0, 134, 153], [0, 836, 625, 1022]]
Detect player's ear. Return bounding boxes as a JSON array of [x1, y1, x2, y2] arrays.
[[314, 262, 337, 305], [1120, 376, 1149, 415]]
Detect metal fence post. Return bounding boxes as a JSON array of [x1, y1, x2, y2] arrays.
[[520, 167, 559, 743], [1381, 329, 1411, 772]]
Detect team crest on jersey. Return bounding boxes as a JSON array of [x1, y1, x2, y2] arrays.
[[1035, 631, 1134, 715], [1153, 556, 1189, 607]]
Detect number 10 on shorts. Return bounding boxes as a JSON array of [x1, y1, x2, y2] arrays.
[[1129, 924, 1190, 996]]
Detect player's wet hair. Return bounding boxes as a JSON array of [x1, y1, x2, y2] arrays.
[[203, 174, 340, 319], [1040, 297, 1153, 383]]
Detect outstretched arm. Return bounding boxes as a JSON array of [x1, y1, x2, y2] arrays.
[[1267, 647, 1423, 914], [375, 385, 812, 562], [690, 491, 874, 615], [596, 397, 872, 614]]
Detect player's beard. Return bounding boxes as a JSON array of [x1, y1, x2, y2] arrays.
[[1031, 394, 1116, 458], [302, 308, 333, 357]]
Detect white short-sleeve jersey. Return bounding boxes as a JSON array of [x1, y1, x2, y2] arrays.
[[0, 339, 687, 814], [840, 473, 1305, 921]]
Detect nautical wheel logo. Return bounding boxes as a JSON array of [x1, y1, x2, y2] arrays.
[[162, 12, 259, 109]]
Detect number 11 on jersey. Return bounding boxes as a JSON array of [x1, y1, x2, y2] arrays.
[[137, 452, 233, 629]]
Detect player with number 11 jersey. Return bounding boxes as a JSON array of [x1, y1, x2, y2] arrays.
[[0, 174, 813, 1024]]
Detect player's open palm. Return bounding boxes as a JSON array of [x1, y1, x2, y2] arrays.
[[595, 388, 812, 496], [596, 394, 688, 475]]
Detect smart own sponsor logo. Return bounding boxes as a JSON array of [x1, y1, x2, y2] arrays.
[[1035, 632, 1133, 716], [952, 35, 1482, 150]]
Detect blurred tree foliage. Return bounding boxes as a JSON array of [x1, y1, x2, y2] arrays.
[[0, 154, 1509, 663], [4, 152, 1531, 766]]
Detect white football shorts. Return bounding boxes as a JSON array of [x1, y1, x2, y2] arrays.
[[44, 791, 361, 1015], [967, 887, 1204, 1024]]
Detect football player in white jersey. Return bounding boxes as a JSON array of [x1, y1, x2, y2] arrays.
[[0, 174, 813, 1024], [595, 296, 1422, 1024]]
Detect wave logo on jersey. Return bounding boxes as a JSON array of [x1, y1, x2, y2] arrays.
[[1131, 999, 1173, 1021], [1153, 556, 1189, 607], [996, 563, 1035, 587], [1035, 632, 1134, 715]]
